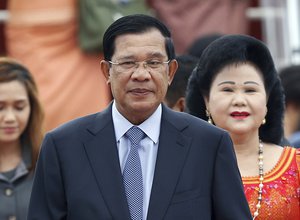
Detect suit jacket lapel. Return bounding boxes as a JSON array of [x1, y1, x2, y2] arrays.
[[83, 104, 131, 220], [147, 106, 192, 220]]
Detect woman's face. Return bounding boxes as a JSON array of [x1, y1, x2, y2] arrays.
[[205, 63, 267, 137], [0, 80, 30, 144]]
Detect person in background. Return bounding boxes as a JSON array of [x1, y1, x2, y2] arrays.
[[187, 33, 222, 58], [0, 57, 44, 220], [5, 0, 112, 131], [164, 54, 198, 111], [27, 14, 252, 220], [186, 34, 300, 219], [279, 65, 300, 148], [147, 0, 250, 54]]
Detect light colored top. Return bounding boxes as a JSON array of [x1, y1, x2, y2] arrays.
[[112, 101, 161, 220]]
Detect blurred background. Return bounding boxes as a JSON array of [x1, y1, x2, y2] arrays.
[[1, 0, 299, 69], [0, 0, 298, 131]]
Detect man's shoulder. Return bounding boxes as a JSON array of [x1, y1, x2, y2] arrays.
[[55, 113, 98, 129], [48, 106, 112, 139], [46, 113, 96, 138]]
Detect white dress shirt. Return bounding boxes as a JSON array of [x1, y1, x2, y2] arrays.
[[112, 101, 161, 220]]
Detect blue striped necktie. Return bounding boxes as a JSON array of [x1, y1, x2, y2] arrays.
[[123, 126, 145, 220]]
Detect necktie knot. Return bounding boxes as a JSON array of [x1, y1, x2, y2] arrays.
[[126, 126, 145, 146]]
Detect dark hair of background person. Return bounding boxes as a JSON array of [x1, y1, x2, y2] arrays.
[[164, 54, 198, 109], [279, 65, 300, 108], [279, 65, 300, 147], [0, 57, 44, 170], [187, 33, 223, 58], [186, 34, 285, 145], [279, 64, 300, 132], [102, 14, 175, 61]]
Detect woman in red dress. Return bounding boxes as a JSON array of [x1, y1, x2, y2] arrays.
[[186, 34, 300, 220]]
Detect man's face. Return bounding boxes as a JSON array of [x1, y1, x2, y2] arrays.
[[101, 29, 177, 124]]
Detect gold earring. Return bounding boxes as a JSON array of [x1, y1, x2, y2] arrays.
[[262, 118, 266, 125], [206, 109, 213, 124]]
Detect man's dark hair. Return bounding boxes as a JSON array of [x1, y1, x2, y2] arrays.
[[279, 65, 300, 107], [103, 14, 175, 61], [165, 54, 198, 108], [187, 33, 223, 58], [279, 65, 300, 141]]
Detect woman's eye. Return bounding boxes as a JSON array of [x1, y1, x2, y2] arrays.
[[245, 88, 256, 93], [15, 107, 25, 111], [15, 103, 27, 111], [222, 88, 233, 92]]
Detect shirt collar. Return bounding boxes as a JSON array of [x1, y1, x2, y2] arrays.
[[112, 101, 161, 144]]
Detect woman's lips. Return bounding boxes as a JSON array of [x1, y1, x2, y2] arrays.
[[1, 127, 17, 134], [230, 111, 250, 119]]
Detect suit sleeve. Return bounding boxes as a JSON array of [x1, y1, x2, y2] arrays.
[[27, 133, 67, 220], [212, 132, 252, 220]]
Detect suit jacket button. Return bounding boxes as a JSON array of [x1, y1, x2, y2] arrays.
[[8, 215, 16, 220], [5, 188, 13, 196]]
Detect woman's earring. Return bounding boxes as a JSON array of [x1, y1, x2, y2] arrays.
[[262, 118, 266, 125], [206, 109, 213, 124]]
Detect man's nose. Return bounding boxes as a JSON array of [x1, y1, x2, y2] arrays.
[[131, 63, 151, 80]]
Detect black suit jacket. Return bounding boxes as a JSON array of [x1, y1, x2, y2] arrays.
[[28, 104, 252, 220]]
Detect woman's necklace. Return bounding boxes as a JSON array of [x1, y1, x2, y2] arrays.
[[253, 140, 264, 220]]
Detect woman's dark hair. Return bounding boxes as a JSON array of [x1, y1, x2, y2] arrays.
[[186, 35, 284, 144], [103, 14, 175, 61], [0, 57, 44, 170]]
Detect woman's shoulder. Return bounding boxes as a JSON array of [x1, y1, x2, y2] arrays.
[[280, 146, 300, 173]]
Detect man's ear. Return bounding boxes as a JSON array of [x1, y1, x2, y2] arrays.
[[173, 97, 186, 112], [167, 59, 178, 85], [100, 60, 111, 84]]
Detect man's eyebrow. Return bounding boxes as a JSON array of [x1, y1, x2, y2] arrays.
[[116, 52, 166, 61], [115, 55, 135, 60], [147, 52, 165, 58]]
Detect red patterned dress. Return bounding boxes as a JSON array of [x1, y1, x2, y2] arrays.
[[243, 147, 300, 220]]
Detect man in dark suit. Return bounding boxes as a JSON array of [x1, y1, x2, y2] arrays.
[[27, 14, 252, 220]]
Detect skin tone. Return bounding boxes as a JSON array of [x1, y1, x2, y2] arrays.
[[101, 29, 178, 125], [164, 97, 185, 112], [0, 80, 30, 172], [204, 63, 283, 177]]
